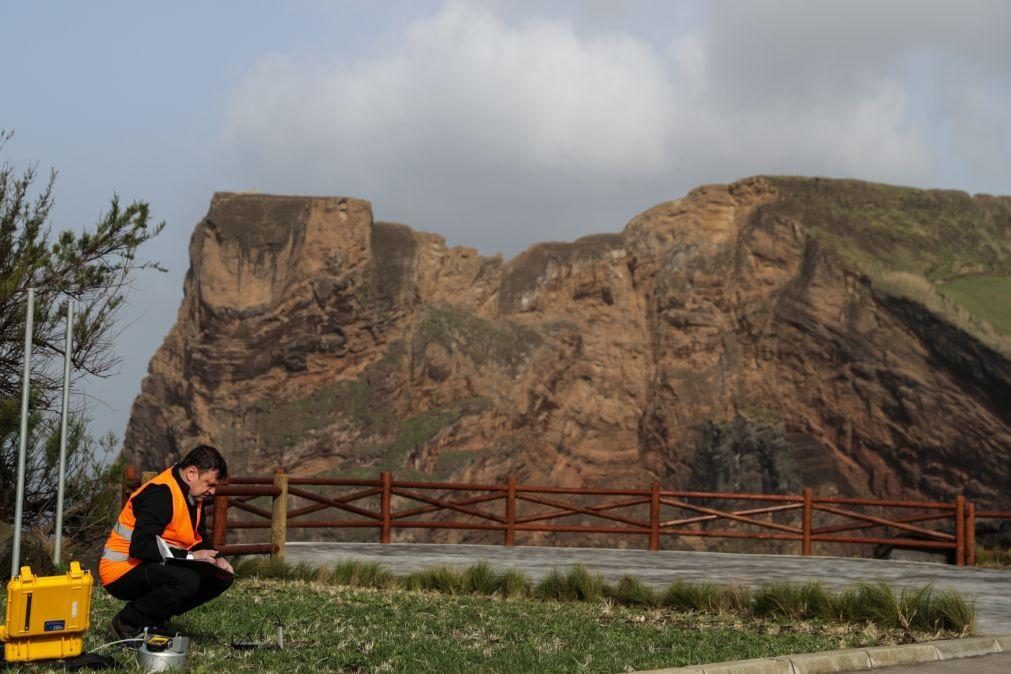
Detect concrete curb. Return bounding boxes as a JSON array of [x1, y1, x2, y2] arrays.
[[636, 635, 1011, 673]]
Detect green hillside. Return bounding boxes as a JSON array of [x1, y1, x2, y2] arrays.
[[937, 275, 1011, 335], [761, 177, 1011, 340]]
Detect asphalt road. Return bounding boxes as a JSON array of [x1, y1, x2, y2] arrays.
[[283, 542, 1011, 635]]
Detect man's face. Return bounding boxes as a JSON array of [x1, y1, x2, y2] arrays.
[[182, 466, 221, 500]]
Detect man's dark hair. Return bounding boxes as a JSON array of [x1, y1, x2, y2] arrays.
[[178, 445, 228, 480]]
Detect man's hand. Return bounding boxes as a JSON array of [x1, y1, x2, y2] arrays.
[[213, 556, 234, 574], [191, 549, 219, 562]]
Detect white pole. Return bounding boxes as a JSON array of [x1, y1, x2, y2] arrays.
[[54, 298, 74, 566], [12, 287, 34, 579]]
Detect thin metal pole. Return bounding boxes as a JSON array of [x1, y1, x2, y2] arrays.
[[12, 288, 34, 579], [54, 299, 74, 566]]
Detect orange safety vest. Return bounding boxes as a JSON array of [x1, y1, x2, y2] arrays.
[[99, 467, 203, 586]]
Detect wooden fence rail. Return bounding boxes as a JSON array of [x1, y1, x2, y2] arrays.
[[122, 467, 1009, 566]]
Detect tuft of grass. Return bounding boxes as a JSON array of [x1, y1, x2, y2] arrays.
[[320, 559, 396, 589], [828, 586, 863, 623], [234, 556, 315, 580], [497, 568, 532, 598], [931, 589, 976, 635], [752, 582, 833, 621], [460, 560, 500, 595], [663, 580, 715, 612], [534, 565, 605, 602], [718, 584, 753, 614], [565, 564, 605, 602], [402, 566, 464, 594], [846, 581, 919, 632], [291, 561, 318, 581], [830, 581, 974, 635], [661, 580, 749, 613], [607, 575, 658, 607], [976, 546, 1011, 568], [534, 568, 571, 601]]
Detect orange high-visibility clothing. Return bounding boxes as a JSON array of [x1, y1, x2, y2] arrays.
[[98, 467, 203, 585]]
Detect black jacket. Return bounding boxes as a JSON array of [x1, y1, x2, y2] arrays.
[[128, 466, 212, 562]]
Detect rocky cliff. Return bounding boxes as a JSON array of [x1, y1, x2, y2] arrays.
[[124, 177, 1011, 522]]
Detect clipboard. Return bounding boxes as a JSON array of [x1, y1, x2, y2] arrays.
[[156, 536, 235, 581]]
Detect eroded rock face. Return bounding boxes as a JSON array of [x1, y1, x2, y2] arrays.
[[124, 179, 1011, 524]]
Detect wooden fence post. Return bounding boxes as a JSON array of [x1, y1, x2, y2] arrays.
[[271, 468, 288, 560], [965, 502, 976, 567], [649, 481, 660, 552], [954, 495, 966, 566], [212, 493, 229, 548], [504, 476, 516, 546], [122, 465, 139, 507], [380, 471, 392, 544], [802, 488, 813, 556]]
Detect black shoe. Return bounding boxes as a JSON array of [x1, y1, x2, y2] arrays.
[[110, 613, 142, 642]]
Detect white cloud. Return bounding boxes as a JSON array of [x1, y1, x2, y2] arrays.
[[223, 2, 676, 178], [218, 0, 1006, 256]]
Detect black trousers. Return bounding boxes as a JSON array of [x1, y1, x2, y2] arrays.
[[104, 561, 233, 627]]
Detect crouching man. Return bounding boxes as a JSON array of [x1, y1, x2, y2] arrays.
[[99, 445, 235, 638]]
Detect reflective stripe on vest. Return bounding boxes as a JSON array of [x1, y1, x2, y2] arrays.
[[100, 522, 132, 562], [113, 521, 133, 540], [102, 548, 130, 562]]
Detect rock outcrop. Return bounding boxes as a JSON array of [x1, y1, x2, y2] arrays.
[[124, 178, 1011, 528]]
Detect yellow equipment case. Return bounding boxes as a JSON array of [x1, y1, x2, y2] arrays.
[[1, 562, 93, 662]]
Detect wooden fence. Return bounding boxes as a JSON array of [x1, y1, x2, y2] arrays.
[[123, 467, 1009, 566]]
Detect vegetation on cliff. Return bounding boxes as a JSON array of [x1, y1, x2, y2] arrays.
[[763, 176, 1011, 354]]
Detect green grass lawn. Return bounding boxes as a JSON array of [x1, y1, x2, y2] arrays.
[[937, 275, 1011, 335], [4, 575, 957, 673]]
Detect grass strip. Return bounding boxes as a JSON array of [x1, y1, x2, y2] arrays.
[[2, 558, 975, 673], [234, 557, 975, 635], [73, 577, 941, 673]]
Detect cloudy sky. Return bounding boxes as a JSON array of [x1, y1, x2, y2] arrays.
[[3, 0, 1009, 445]]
